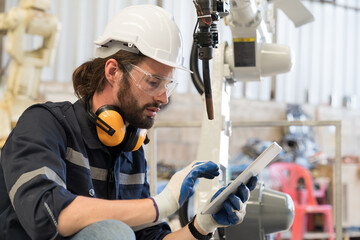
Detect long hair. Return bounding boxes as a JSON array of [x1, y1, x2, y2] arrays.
[[72, 50, 145, 100]]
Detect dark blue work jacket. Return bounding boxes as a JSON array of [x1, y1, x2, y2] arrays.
[[0, 100, 171, 240]]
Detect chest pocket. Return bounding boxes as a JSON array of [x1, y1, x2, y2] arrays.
[[118, 173, 145, 199], [65, 147, 94, 196]]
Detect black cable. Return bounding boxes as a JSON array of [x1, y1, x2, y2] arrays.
[[190, 41, 204, 95], [202, 59, 214, 119], [192, 0, 216, 120]]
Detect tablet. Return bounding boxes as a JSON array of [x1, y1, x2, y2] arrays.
[[201, 142, 282, 215]]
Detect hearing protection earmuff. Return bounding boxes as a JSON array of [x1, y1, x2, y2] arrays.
[[86, 100, 148, 151]]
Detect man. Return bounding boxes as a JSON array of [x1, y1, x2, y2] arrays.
[[0, 4, 257, 240]]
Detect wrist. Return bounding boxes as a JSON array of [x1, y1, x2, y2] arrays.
[[188, 215, 214, 240], [194, 216, 210, 235], [152, 188, 178, 220], [149, 197, 159, 222]]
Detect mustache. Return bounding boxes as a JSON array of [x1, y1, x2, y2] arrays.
[[143, 102, 161, 109]]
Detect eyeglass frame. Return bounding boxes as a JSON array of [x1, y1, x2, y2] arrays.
[[123, 63, 178, 97]]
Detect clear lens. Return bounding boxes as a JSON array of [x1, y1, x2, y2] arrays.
[[125, 64, 178, 97]]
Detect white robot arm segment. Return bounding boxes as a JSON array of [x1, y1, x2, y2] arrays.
[[223, 0, 312, 81], [273, 0, 314, 27]]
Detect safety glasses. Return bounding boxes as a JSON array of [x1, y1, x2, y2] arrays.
[[124, 64, 178, 97]]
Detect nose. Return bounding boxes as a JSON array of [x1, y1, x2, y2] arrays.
[[153, 90, 168, 105]]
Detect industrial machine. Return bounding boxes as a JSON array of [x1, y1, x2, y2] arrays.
[[183, 0, 314, 239], [0, 0, 60, 147], [224, 182, 295, 240]]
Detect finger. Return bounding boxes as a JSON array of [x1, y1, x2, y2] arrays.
[[199, 162, 220, 174], [196, 167, 220, 179], [190, 161, 205, 169], [211, 186, 226, 201], [198, 171, 219, 179], [187, 169, 218, 184], [236, 183, 250, 203], [192, 161, 217, 170], [223, 200, 239, 224], [227, 193, 241, 211], [246, 176, 258, 191], [192, 162, 220, 179], [235, 203, 246, 224]]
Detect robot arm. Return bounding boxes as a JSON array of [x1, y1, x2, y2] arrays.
[[191, 0, 313, 118], [0, 8, 22, 32], [224, 0, 314, 81], [273, 0, 314, 27], [25, 10, 60, 67], [225, 0, 287, 81], [192, 0, 230, 120], [0, 14, 9, 34], [190, 1, 313, 238], [0, 8, 27, 62], [1, 3, 60, 66]]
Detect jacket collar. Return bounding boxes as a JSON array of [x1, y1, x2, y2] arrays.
[[74, 99, 105, 150]]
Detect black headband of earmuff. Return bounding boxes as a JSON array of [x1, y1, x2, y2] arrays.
[[86, 100, 116, 136]]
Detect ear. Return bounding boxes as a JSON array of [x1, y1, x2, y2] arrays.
[[104, 59, 122, 87]]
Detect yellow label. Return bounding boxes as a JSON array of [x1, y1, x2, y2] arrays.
[[233, 38, 255, 42]]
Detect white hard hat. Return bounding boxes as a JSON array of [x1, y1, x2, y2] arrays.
[[95, 4, 191, 73]]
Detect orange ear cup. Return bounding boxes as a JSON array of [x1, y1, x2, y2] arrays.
[[132, 129, 147, 151], [96, 109, 126, 147], [91, 104, 148, 151]]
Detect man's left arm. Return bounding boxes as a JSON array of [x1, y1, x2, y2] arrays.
[[133, 160, 219, 239], [163, 176, 259, 240], [137, 159, 257, 240]]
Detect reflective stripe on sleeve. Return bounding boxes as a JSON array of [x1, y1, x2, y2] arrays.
[[66, 147, 90, 169], [9, 166, 66, 207], [119, 173, 145, 185]]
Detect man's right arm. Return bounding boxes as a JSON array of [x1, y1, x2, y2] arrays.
[[57, 196, 157, 236], [1, 106, 77, 240], [58, 161, 220, 237]]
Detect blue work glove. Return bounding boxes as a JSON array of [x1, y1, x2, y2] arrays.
[[152, 161, 219, 221], [196, 176, 258, 233]]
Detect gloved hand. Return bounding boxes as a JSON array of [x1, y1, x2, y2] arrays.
[[152, 161, 219, 221], [195, 176, 258, 234]]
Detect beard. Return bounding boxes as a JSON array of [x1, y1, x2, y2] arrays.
[[116, 76, 159, 129]]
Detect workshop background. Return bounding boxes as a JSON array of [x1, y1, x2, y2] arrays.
[[0, 0, 360, 240]]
